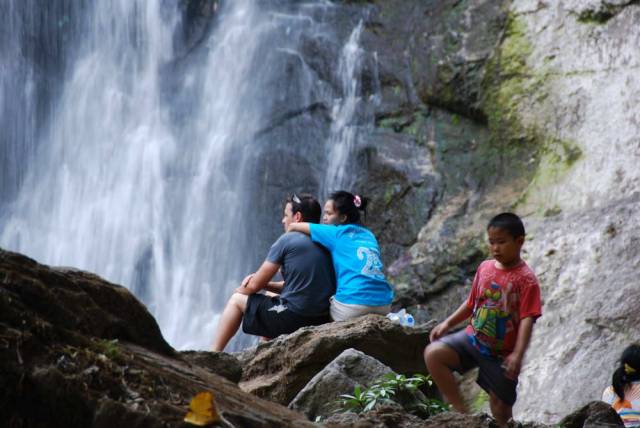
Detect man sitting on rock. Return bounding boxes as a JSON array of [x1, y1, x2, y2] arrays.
[[211, 194, 336, 352]]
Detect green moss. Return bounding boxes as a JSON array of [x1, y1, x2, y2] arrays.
[[516, 137, 582, 209], [377, 112, 428, 145], [577, 9, 615, 24], [383, 184, 396, 205], [481, 14, 534, 141], [471, 390, 489, 412], [477, 13, 561, 191], [95, 338, 121, 360]]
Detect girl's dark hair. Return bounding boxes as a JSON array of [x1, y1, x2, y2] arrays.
[[612, 344, 640, 400], [329, 190, 368, 224]]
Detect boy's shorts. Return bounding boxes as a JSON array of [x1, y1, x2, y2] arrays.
[[242, 294, 329, 338], [439, 329, 518, 406]]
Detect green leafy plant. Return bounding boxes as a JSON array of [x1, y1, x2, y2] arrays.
[[96, 338, 120, 359], [336, 373, 450, 417]]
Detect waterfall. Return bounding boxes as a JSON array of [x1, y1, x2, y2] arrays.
[[0, 0, 374, 351], [322, 21, 366, 195]]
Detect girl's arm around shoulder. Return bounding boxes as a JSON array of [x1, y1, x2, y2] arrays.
[[287, 222, 310, 235]]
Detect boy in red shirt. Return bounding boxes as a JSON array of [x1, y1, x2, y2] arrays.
[[424, 213, 542, 427]]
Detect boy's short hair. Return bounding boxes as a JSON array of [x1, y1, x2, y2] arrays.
[[487, 212, 525, 238], [286, 193, 321, 224]]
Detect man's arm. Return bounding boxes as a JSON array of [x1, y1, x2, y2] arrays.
[[264, 281, 284, 294], [235, 261, 280, 295], [429, 301, 473, 342], [502, 316, 535, 379], [287, 222, 310, 235]]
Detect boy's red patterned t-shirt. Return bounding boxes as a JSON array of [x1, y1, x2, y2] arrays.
[[465, 260, 542, 358]]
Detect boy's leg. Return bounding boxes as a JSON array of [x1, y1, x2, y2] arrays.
[[424, 342, 468, 412], [211, 293, 249, 352], [488, 392, 512, 428]]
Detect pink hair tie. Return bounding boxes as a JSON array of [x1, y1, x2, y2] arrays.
[[353, 195, 362, 208]]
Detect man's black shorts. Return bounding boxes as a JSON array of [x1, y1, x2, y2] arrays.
[[242, 294, 330, 338]]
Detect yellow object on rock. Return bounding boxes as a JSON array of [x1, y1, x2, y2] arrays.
[[184, 391, 221, 426]]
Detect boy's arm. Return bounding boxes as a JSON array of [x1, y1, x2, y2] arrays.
[[235, 261, 280, 295], [287, 222, 310, 235], [502, 316, 535, 379], [429, 301, 473, 342]]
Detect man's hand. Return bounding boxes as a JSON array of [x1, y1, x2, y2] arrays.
[[429, 321, 450, 342], [502, 352, 523, 379], [240, 273, 254, 288]]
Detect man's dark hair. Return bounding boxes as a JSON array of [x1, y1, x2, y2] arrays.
[[286, 193, 321, 223], [487, 212, 525, 238]]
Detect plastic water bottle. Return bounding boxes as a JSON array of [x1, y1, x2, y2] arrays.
[[386, 309, 415, 327], [403, 312, 415, 327]]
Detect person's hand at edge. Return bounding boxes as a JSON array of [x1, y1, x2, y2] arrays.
[[429, 321, 450, 342]]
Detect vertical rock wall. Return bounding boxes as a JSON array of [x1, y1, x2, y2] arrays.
[[339, 0, 640, 422]]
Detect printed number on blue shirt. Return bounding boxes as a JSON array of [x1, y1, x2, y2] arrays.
[[357, 247, 384, 278]]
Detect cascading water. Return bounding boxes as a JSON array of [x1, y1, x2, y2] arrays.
[[0, 0, 375, 351], [322, 21, 367, 195]]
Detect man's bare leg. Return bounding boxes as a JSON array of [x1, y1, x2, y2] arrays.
[[424, 342, 468, 412], [211, 293, 249, 352], [489, 392, 512, 428]]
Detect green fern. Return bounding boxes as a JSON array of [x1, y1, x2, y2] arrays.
[[335, 373, 450, 416]]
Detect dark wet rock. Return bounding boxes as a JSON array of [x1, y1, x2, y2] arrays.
[[180, 350, 243, 383], [355, 124, 439, 265], [238, 314, 435, 405], [355, 0, 510, 120], [0, 249, 174, 356], [558, 400, 624, 428], [0, 248, 314, 427]]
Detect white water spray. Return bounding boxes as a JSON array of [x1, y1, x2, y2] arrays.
[[1, 1, 373, 351]]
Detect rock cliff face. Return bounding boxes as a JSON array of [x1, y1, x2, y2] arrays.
[[329, 0, 640, 423]]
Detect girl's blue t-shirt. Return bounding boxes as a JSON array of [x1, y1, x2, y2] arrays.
[[309, 223, 393, 306]]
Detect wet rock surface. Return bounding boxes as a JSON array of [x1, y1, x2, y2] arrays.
[[237, 314, 435, 405]]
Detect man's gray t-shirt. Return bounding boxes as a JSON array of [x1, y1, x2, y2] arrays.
[[266, 231, 336, 316]]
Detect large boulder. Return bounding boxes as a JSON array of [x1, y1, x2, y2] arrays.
[[558, 400, 623, 428], [289, 348, 394, 419], [238, 315, 435, 405], [0, 248, 314, 427], [0, 249, 174, 356], [289, 348, 428, 420]]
